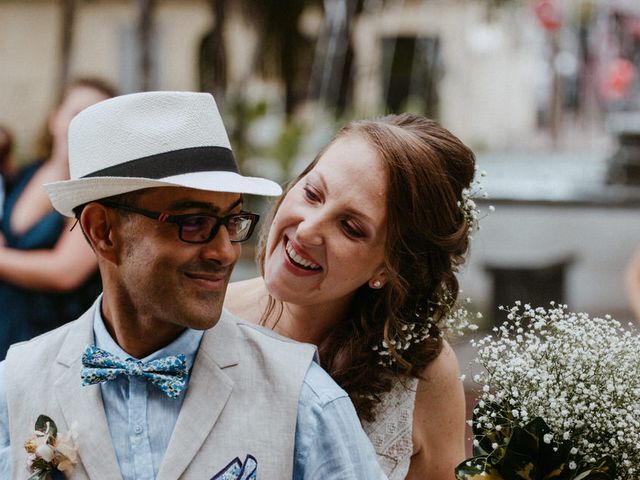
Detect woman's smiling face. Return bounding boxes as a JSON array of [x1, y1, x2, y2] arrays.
[[264, 134, 388, 308]]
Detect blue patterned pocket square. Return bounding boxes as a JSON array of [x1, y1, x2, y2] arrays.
[[210, 454, 257, 480]]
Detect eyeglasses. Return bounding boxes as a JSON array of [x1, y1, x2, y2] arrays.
[[100, 201, 259, 243]]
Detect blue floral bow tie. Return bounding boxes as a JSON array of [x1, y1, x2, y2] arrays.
[[80, 345, 189, 398]]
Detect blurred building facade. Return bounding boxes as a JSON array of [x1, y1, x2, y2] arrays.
[[1, 0, 547, 160], [4, 0, 640, 320]]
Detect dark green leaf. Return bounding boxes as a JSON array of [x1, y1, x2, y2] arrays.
[[30, 458, 51, 472], [34, 415, 57, 440], [27, 472, 48, 480], [455, 456, 504, 479], [472, 402, 512, 455], [571, 456, 616, 480]]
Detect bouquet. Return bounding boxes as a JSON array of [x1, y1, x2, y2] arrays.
[[456, 302, 640, 479]]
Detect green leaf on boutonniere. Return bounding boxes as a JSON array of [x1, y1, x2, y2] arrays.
[[27, 472, 49, 480], [27, 458, 52, 480], [35, 415, 57, 442]]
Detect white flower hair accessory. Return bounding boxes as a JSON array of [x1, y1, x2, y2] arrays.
[[458, 167, 494, 239], [24, 415, 78, 479], [372, 294, 480, 367]]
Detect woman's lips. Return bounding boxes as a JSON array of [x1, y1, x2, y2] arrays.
[[283, 237, 322, 273]]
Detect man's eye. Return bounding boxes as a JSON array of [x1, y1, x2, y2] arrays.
[[226, 215, 248, 231], [181, 216, 213, 231]]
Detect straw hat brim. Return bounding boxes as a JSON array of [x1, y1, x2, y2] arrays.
[[45, 171, 282, 217]]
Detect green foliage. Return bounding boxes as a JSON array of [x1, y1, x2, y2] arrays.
[[224, 95, 269, 167], [35, 415, 57, 443], [456, 416, 616, 480], [271, 120, 304, 177], [28, 458, 52, 479]]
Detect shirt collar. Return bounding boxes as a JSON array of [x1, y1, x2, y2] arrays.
[[92, 295, 204, 370]]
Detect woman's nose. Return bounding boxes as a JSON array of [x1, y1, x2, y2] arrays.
[[294, 215, 324, 247]]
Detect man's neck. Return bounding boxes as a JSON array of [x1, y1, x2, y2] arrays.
[[100, 291, 186, 359]]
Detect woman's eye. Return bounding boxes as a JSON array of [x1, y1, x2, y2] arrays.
[[303, 186, 321, 203], [342, 220, 365, 239]]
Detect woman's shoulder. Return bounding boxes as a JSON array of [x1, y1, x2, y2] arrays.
[[421, 339, 460, 381], [410, 340, 466, 474], [224, 276, 268, 324], [414, 340, 463, 415]]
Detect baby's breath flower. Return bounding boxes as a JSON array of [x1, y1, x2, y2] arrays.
[[471, 303, 640, 479], [374, 292, 481, 367]]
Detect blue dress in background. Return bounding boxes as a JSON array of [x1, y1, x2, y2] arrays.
[[0, 162, 101, 359]]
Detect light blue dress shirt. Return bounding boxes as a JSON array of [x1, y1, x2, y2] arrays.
[[0, 304, 385, 479]]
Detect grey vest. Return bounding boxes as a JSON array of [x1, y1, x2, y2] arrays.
[[5, 305, 315, 479]]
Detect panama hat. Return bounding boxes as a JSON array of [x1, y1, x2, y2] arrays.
[[45, 91, 282, 217]]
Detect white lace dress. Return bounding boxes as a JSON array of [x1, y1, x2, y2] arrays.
[[361, 377, 419, 480]]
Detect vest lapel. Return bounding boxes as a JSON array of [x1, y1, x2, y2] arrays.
[[54, 306, 123, 480], [157, 313, 239, 480]]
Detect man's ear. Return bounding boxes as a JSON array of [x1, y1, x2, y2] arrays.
[[79, 203, 121, 264]]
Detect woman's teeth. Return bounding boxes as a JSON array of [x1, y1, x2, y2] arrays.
[[286, 240, 321, 270]]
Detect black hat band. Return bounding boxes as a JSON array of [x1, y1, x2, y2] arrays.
[[82, 146, 238, 179]]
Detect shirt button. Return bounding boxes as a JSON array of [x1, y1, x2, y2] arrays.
[[134, 425, 143, 434]]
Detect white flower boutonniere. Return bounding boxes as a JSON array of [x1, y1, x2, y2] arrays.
[[24, 415, 78, 480]]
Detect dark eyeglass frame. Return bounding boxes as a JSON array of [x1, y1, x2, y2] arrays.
[[100, 201, 260, 244]]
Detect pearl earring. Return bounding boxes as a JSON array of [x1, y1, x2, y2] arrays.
[[372, 280, 382, 289]]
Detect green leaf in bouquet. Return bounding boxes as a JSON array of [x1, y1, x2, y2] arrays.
[[34, 415, 57, 441], [571, 456, 616, 480], [455, 456, 504, 479], [515, 417, 570, 475], [471, 401, 513, 456], [458, 417, 617, 480]]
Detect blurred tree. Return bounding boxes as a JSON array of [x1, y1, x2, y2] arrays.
[[58, 0, 76, 97], [137, 0, 156, 91], [200, 0, 227, 98], [256, 0, 315, 115], [309, 0, 363, 114], [200, 0, 320, 115]]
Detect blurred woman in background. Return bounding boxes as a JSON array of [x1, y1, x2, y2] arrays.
[[0, 78, 116, 359]]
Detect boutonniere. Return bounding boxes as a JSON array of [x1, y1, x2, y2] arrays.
[[24, 415, 78, 480]]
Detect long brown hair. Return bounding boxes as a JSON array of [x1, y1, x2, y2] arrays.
[[257, 113, 475, 421]]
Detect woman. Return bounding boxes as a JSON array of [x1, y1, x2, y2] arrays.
[[0, 78, 115, 359], [225, 113, 474, 479]]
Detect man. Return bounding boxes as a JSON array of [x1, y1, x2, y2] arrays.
[[0, 92, 385, 479]]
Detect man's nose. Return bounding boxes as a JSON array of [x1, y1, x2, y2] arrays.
[[200, 226, 240, 266]]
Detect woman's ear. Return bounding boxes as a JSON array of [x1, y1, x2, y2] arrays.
[[368, 269, 388, 289], [79, 203, 120, 264]]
